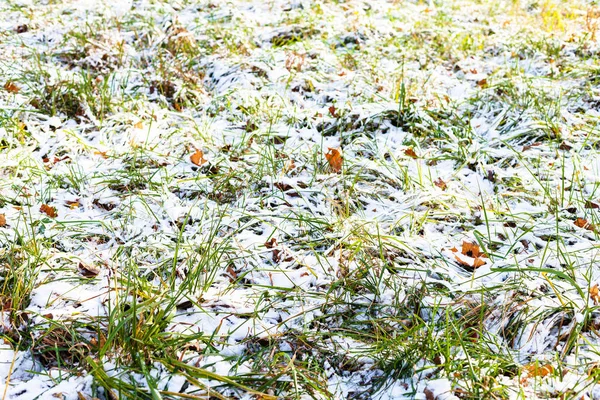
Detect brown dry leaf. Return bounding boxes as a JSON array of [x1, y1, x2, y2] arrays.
[[190, 149, 207, 166], [226, 265, 237, 281], [325, 148, 343, 173], [328, 105, 338, 118], [575, 218, 596, 231], [4, 81, 20, 94], [79, 262, 100, 277], [434, 178, 447, 190], [424, 388, 435, 400], [585, 201, 599, 209], [591, 284, 600, 305], [558, 141, 572, 151], [65, 200, 80, 209], [522, 142, 542, 151], [523, 363, 554, 378], [404, 148, 418, 159], [0, 214, 5, 227], [40, 204, 57, 218], [283, 159, 296, 174]]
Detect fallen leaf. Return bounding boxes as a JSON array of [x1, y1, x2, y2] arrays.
[[472, 257, 486, 268], [283, 159, 296, 173], [93, 199, 116, 211], [434, 178, 447, 190], [65, 200, 80, 209], [226, 265, 237, 281], [424, 388, 434, 400], [404, 148, 418, 159], [558, 141, 572, 151], [190, 149, 207, 166], [591, 284, 600, 305], [585, 201, 599, 209], [454, 254, 486, 268], [40, 204, 57, 218], [575, 218, 596, 232], [461, 241, 488, 258], [134, 121, 143, 129], [523, 363, 554, 378], [450, 241, 488, 268], [522, 142, 542, 151], [328, 105, 338, 118], [0, 214, 5, 227], [325, 148, 343, 173], [476, 78, 487, 87], [4, 81, 19, 94], [79, 262, 100, 277], [94, 150, 108, 158]]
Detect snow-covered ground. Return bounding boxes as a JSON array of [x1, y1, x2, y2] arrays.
[[1, 0, 600, 398]]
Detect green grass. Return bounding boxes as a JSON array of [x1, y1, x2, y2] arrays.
[[2, 0, 600, 399]]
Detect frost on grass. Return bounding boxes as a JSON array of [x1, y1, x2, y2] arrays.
[[1, 0, 600, 399]]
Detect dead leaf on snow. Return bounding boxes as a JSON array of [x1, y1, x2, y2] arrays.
[[434, 178, 447, 190], [575, 218, 596, 232], [404, 148, 418, 159], [325, 148, 343, 173], [40, 204, 57, 218], [591, 284, 600, 305], [78, 262, 100, 277], [65, 200, 80, 209], [190, 149, 207, 166], [328, 105, 338, 118], [450, 241, 488, 269], [0, 214, 5, 227], [4, 81, 19, 93], [523, 363, 554, 378]]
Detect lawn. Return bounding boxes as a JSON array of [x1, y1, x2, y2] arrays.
[[1, 0, 600, 399]]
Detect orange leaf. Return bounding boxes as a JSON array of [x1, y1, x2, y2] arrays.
[[0, 214, 5, 227], [40, 204, 57, 218], [473, 257, 486, 268], [591, 284, 600, 305], [94, 150, 108, 159], [134, 121, 143, 129], [4, 81, 19, 94], [461, 241, 487, 258], [451, 241, 487, 268], [575, 218, 596, 231], [190, 149, 207, 166], [523, 363, 554, 378], [454, 254, 486, 269], [283, 159, 296, 174], [325, 148, 343, 173], [454, 254, 470, 267], [404, 148, 418, 159], [434, 178, 447, 190]]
